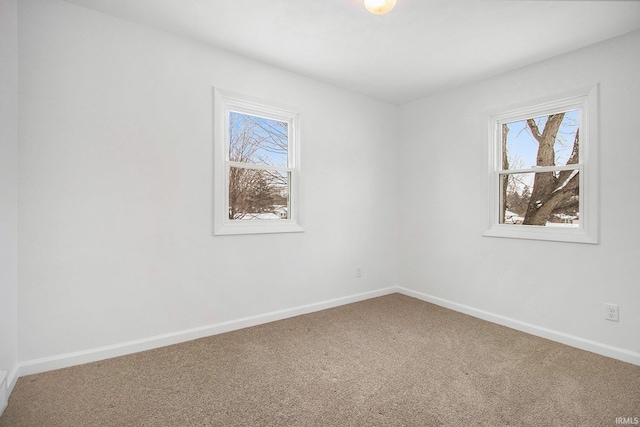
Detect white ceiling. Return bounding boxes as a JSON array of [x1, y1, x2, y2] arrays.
[[63, 0, 640, 105]]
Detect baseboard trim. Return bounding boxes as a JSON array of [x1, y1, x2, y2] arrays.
[[9, 284, 639, 395], [6, 365, 18, 397], [10, 287, 397, 391], [397, 286, 640, 366]]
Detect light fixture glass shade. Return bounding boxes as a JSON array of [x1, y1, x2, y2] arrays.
[[364, 0, 397, 15]]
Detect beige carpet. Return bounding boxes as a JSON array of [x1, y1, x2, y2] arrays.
[[1, 294, 639, 426]]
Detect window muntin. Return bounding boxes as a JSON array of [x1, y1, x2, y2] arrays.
[[484, 86, 598, 244], [213, 89, 302, 235]]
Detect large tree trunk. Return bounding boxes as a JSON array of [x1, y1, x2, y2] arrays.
[[523, 114, 563, 225], [523, 114, 580, 225]]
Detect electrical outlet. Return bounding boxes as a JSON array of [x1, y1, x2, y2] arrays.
[[605, 303, 619, 322], [355, 266, 362, 278]]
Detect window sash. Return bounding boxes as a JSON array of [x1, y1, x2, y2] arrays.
[[227, 161, 293, 173], [497, 164, 582, 175]]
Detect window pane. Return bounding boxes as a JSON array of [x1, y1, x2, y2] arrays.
[[500, 170, 579, 227], [228, 167, 290, 220], [502, 109, 579, 170], [229, 112, 288, 167]]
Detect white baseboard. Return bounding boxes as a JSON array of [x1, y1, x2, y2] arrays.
[[7, 284, 639, 400], [397, 286, 640, 366], [9, 287, 397, 391], [6, 365, 18, 398]]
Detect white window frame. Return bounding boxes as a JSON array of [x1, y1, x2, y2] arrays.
[[484, 85, 599, 244], [213, 88, 303, 236]]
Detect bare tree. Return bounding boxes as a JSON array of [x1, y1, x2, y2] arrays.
[[228, 113, 289, 219]]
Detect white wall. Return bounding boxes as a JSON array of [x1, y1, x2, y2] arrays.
[[17, 0, 398, 365], [0, 0, 19, 395], [398, 30, 640, 362]]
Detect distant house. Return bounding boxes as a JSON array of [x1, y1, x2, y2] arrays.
[[273, 205, 288, 219], [504, 210, 524, 224]]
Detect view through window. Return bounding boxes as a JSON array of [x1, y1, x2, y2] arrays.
[[228, 112, 291, 221], [500, 109, 581, 227]]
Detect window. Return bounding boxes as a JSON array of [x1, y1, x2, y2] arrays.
[[484, 86, 599, 244], [213, 89, 303, 235]]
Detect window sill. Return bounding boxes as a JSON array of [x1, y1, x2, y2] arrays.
[[214, 220, 304, 236], [483, 224, 597, 244]]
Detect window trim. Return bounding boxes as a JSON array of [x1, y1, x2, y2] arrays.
[[213, 88, 303, 236], [483, 85, 599, 244]]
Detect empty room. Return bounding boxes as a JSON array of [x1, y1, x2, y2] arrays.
[[1, 0, 639, 425]]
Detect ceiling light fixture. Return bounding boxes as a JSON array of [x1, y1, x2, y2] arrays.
[[364, 0, 397, 15]]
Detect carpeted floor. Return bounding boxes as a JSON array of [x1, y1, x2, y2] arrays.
[[1, 293, 639, 426]]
